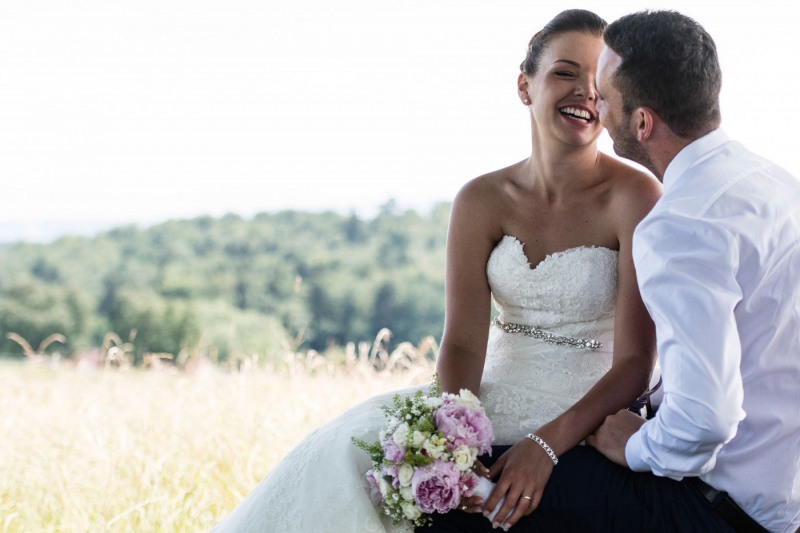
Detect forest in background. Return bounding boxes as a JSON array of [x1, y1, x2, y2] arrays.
[[0, 201, 451, 365]]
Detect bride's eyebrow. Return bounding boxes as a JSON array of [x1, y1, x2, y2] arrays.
[[552, 59, 581, 67]]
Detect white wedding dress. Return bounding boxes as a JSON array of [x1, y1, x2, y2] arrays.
[[213, 235, 618, 532]]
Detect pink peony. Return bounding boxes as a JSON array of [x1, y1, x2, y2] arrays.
[[411, 460, 462, 514], [434, 403, 494, 455]]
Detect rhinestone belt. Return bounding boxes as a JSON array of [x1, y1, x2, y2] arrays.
[[492, 317, 602, 351]]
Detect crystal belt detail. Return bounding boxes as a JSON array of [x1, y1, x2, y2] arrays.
[[492, 317, 602, 351]]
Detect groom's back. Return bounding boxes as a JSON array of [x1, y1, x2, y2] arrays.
[[684, 138, 800, 529]]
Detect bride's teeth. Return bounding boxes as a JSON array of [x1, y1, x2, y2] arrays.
[[561, 107, 591, 121]]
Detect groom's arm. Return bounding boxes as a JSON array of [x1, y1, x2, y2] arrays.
[[586, 409, 644, 466], [599, 214, 745, 478]]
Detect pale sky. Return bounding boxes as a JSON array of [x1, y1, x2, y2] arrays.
[[0, 0, 796, 241]]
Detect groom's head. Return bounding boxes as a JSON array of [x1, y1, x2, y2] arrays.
[[596, 11, 722, 171]]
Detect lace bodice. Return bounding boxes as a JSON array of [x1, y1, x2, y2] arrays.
[[487, 235, 618, 329], [481, 235, 619, 444]]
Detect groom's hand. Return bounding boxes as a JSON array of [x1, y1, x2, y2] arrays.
[[586, 409, 645, 467]]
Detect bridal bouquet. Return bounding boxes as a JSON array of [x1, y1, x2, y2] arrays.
[[353, 378, 495, 528]]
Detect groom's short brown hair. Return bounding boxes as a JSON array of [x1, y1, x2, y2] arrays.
[[604, 10, 722, 139]]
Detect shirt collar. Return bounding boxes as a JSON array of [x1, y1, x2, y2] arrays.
[[662, 128, 729, 191]]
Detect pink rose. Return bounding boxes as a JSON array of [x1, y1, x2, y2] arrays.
[[411, 460, 462, 514], [434, 403, 494, 455], [382, 439, 405, 463], [459, 471, 478, 497], [381, 464, 401, 488]]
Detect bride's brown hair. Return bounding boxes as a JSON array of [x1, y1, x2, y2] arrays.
[[520, 9, 607, 76]]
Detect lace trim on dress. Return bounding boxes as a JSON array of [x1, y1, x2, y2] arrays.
[[492, 317, 602, 351]]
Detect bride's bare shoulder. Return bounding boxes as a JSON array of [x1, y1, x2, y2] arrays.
[[448, 162, 525, 239], [602, 153, 659, 189], [600, 153, 662, 218], [455, 161, 525, 208]]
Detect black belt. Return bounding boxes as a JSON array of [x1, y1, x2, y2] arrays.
[[688, 477, 769, 533]]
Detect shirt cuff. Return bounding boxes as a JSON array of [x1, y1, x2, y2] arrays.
[[624, 429, 651, 472]]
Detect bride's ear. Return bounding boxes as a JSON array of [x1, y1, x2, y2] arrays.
[[518, 73, 531, 106]]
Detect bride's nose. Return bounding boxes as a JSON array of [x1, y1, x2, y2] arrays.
[[574, 80, 597, 101]]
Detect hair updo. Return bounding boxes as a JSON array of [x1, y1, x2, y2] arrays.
[[520, 9, 607, 76]]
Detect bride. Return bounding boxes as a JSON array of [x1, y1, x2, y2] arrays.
[[213, 9, 661, 532]]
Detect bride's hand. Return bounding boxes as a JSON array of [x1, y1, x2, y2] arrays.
[[482, 439, 554, 529], [459, 460, 492, 513]]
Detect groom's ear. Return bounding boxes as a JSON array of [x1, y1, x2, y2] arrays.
[[633, 107, 655, 142]]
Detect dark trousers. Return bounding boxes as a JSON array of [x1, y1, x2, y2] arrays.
[[417, 445, 736, 533]]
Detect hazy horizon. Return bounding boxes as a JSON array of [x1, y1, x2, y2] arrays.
[[0, 198, 445, 244], [3, 0, 797, 243]]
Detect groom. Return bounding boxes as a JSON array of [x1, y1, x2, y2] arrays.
[[421, 10, 800, 533]]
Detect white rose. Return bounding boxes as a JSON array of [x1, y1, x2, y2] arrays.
[[452, 445, 478, 471], [411, 430, 427, 448], [456, 389, 481, 409], [423, 396, 443, 409], [393, 423, 410, 446], [402, 502, 422, 520], [398, 463, 414, 487], [400, 485, 414, 501], [378, 476, 392, 498]]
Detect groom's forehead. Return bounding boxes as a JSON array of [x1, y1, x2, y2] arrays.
[[596, 47, 622, 93], [597, 46, 622, 76]]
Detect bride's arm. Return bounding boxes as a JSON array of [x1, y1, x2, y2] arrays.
[[483, 169, 661, 528], [435, 177, 501, 396], [532, 171, 661, 459]]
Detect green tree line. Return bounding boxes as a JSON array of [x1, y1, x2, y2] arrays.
[[0, 202, 451, 364]]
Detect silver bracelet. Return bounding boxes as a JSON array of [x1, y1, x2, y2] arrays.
[[525, 433, 558, 465]]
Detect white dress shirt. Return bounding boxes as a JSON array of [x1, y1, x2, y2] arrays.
[[626, 129, 800, 532]]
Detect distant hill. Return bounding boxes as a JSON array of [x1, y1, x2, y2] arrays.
[[0, 203, 451, 364]]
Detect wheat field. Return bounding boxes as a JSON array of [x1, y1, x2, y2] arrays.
[[0, 340, 436, 532]]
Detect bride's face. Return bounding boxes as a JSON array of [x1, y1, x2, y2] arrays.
[[521, 31, 604, 146]]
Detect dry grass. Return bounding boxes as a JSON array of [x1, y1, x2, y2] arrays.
[[0, 338, 436, 532]]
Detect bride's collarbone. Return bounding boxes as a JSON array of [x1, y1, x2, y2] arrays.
[[497, 196, 618, 258]]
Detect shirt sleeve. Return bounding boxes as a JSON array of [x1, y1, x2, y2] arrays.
[[625, 212, 746, 479]]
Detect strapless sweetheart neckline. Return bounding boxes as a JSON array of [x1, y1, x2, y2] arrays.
[[500, 235, 618, 272]]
